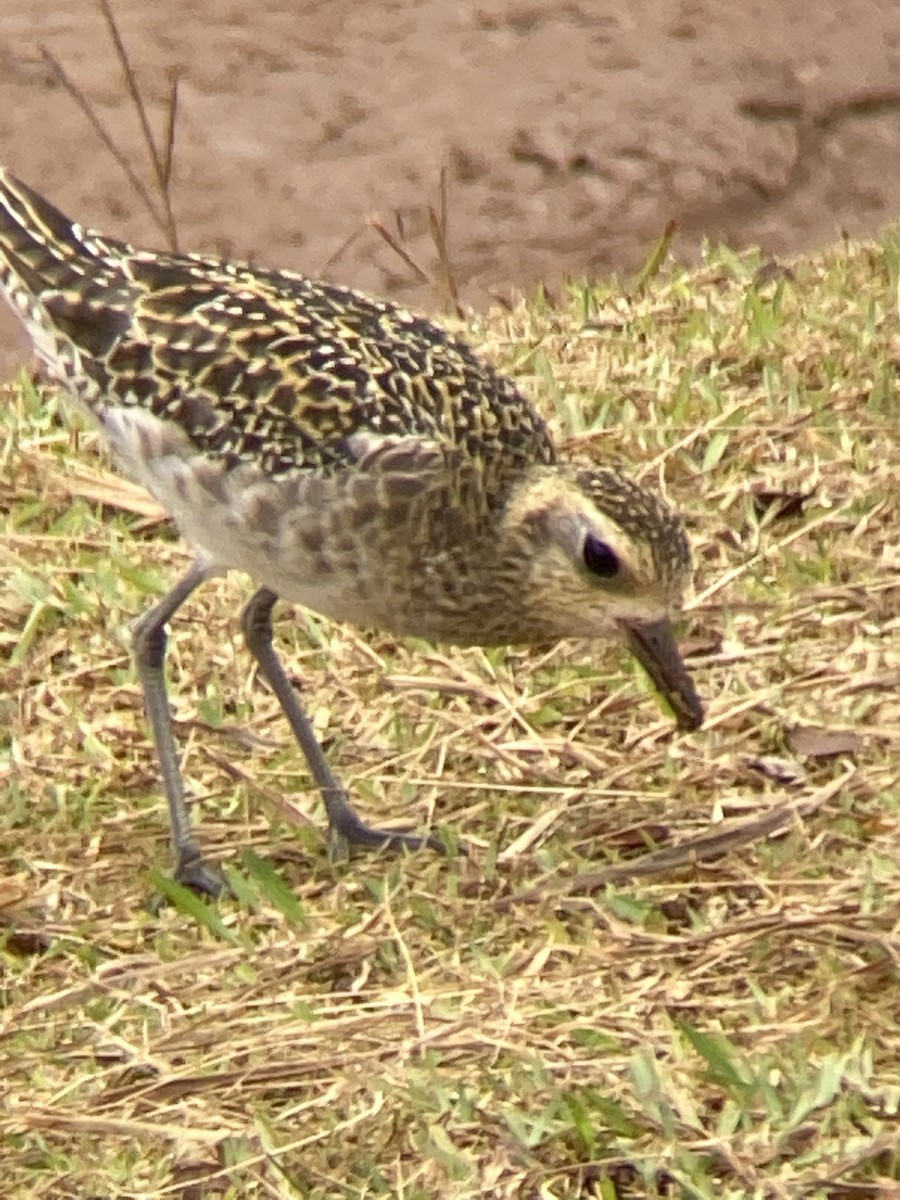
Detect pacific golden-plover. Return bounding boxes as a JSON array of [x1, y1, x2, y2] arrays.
[[1, 168, 703, 895]]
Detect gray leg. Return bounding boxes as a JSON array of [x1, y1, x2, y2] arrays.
[[133, 559, 226, 896], [240, 587, 446, 856]]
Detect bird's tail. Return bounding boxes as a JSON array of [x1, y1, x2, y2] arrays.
[[0, 167, 132, 388]]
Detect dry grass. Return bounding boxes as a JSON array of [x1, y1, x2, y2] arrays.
[[1, 239, 898, 1199]]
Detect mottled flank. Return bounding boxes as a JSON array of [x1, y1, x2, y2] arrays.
[[0, 166, 702, 891]]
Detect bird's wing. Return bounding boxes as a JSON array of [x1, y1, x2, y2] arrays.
[[0, 166, 557, 483]]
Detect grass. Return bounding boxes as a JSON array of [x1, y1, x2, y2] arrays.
[[1, 237, 899, 1199]]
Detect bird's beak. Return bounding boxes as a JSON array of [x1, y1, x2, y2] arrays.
[[620, 617, 704, 730]]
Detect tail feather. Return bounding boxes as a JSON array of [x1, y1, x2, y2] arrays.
[[0, 167, 129, 291], [0, 167, 134, 385]]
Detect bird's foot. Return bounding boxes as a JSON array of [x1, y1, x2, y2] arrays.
[[172, 840, 233, 899], [323, 792, 455, 861]]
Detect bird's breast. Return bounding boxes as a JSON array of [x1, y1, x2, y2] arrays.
[[101, 404, 528, 643]]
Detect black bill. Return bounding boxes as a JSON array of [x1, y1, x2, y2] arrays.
[[621, 617, 704, 731]]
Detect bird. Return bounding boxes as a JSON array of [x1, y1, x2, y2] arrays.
[[0, 167, 704, 896]]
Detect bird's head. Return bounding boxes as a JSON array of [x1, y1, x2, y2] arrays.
[[500, 465, 704, 730]]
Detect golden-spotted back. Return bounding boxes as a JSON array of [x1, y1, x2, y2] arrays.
[[0, 167, 556, 489]]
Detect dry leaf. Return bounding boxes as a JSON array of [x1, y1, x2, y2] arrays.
[[788, 726, 862, 759], [752, 487, 812, 520]]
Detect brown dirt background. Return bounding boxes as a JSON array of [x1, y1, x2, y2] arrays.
[[2, 0, 900, 373]]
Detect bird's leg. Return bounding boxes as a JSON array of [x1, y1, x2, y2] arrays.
[[133, 560, 226, 897], [240, 587, 447, 857]]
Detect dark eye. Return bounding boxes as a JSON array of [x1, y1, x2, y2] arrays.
[[583, 534, 619, 577]]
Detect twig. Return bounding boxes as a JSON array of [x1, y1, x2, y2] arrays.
[[497, 767, 855, 910], [427, 166, 464, 318], [161, 72, 180, 192], [39, 44, 166, 235], [367, 218, 431, 283], [96, 0, 179, 250], [42, 0, 180, 250]]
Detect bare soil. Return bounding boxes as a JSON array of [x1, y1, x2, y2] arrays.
[[2, 0, 900, 373]]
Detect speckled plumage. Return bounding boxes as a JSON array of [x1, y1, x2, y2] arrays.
[[1, 167, 703, 893]]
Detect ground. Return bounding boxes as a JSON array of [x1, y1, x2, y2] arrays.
[[2, 0, 900, 371], [2, 238, 899, 1198], [2, 4, 900, 1197]]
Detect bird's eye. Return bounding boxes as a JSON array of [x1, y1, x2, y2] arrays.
[[583, 534, 619, 577]]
